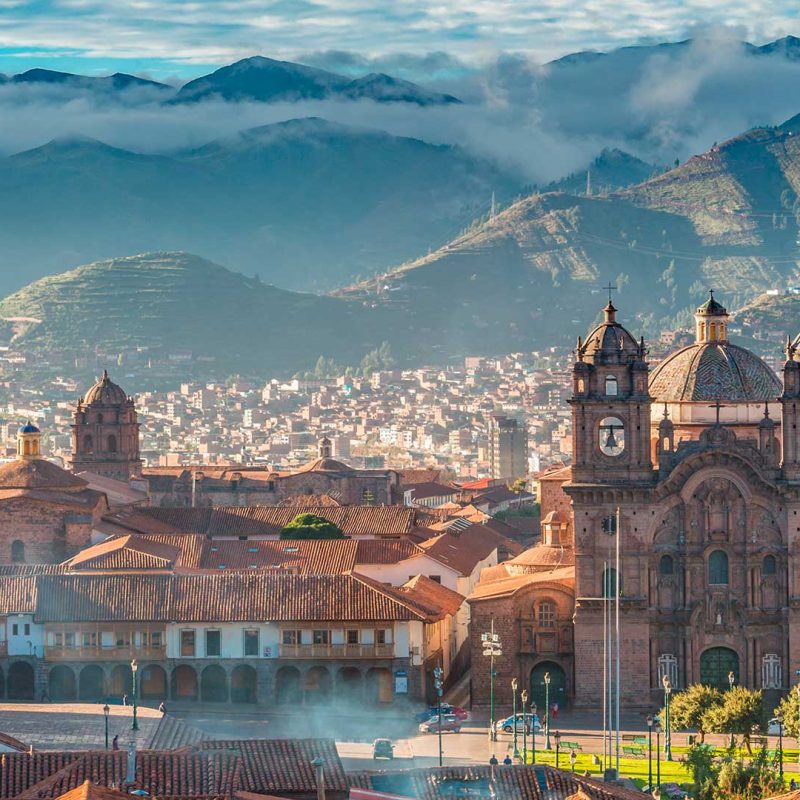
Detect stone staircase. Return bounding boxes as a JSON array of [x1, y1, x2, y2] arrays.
[[148, 714, 208, 750]]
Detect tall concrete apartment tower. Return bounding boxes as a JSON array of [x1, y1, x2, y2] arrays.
[[488, 414, 528, 480]]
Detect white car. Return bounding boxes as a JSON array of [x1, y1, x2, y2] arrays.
[[494, 713, 542, 733]]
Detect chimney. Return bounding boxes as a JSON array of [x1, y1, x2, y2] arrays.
[[311, 757, 326, 800]]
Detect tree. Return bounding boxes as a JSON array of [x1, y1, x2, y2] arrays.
[[664, 683, 723, 743], [775, 686, 800, 739], [701, 686, 765, 753], [279, 513, 346, 540], [685, 742, 782, 800], [685, 743, 717, 800], [508, 477, 528, 495]]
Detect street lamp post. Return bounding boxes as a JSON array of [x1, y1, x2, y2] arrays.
[[531, 703, 537, 764], [727, 670, 735, 749], [103, 703, 110, 749], [776, 712, 784, 782], [662, 674, 672, 761], [434, 665, 443, 768], [646, 714, 654, 790], [655, 717, 661, 789], [481, 623, 502, 742], [131, 659, 139, 732], [511, 678, 519, 759], [554, 731, 561, 769], [544, 672, 551, 750], [520, 689, 528, 764]]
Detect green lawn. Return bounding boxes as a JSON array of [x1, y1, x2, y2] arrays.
[[517, 745, 795, 792]]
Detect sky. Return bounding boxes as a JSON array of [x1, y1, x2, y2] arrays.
[[0, 0, 799, 79]]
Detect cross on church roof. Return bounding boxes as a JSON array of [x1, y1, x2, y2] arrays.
[[708, 400, 727, 425], [604, 282, 617, 303]]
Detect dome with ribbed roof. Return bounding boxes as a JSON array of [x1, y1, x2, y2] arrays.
[[295, 457, 354, 473], [650, 341, 781, 402], [19, 421, 40, 434], [579, 301, 642, 365], [83, 370, 128, 405]]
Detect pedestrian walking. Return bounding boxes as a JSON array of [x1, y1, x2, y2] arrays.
[[552, 702, 559, 720], [489, 755, 498, 766], [112, 735, 119, 751], [122, 693, 129, 706], [158, 701, 166, 714], [503, 755, 512, 765]]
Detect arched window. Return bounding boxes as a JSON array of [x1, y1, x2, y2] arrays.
[[577, 378, 585, 393], [11, 540, 25, 563], [708, 550, 729, 585], [709, 323, 717, 341], [23, 441, 30, 456], [763, 555, 777, 576], [605, 376, 618, 396], [659, 555, 674, 575], [83, 435, 93, 453], [96, 413, 103, 424], [602, 567, 619, 598], [537, 601, 556, 628], [107, 435, 117, 453], [598, 417, 625, 456]]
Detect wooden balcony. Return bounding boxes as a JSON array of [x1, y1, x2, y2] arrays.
[[44, 645, 166, 661], [278, 643, 394, 659]]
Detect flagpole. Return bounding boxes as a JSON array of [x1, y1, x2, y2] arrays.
[[615, 505, 621, 774], [602, 554, 608, 769]]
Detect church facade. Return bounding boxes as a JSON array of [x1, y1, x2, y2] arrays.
[[470, 293, 797, 709]]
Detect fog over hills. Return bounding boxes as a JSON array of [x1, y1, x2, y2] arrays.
[[341, 111, 800, 353], [0, 117, 519, 294]]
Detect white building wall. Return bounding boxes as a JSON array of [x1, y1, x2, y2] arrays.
[[357, 555, 461, 591], [5, 614, 44, 656]]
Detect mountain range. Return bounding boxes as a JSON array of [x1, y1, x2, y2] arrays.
[[0, 117, 518, 294], [339, 111, 800, 354], [0, 56, 460, 106]]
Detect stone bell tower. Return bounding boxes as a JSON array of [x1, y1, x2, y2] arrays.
[[69, 370, 142, 480], [569, 299, 653, 484]]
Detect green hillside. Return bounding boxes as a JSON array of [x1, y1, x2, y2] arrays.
[[341, 116, 800, 352], [0, 252, 393, 374]]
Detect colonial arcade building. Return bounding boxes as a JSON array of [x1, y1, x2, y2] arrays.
[[471, 293, 798, 709]]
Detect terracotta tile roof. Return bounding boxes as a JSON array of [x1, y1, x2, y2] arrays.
[[0, 459, 87, 491], [401, 482, 458, 501], [417, 524, 521, 576], [193, 540, 358, 574], [52, 780, 130, 800], [354, 540, 422, 564], [109, 506, 432, 538], [64, 536, 180, 571], [0, 752, 80, 798], [347, 765, 643, 800], [0, 576, 38, 613], [467, 566, 575, 601], [17, 751, 241, 799], [396, 469, 441, 485], [26, 573, 429, 623], [198, 739, 346, 794], [398, 575, 465, 618]]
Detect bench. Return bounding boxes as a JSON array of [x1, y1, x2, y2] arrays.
[[622, 746, 645, 758], [622, 734, 646, 744], [559, 741, 582, 751]]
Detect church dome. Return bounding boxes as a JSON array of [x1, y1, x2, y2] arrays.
[[651, 291, 780, 403], [650, 342, 781, 402], [295, 456, 354, 473], [0, 458, 87, 490], [83, 370, 128, 405], [579, 301, 641, 363], [20, 421, 40, 434]]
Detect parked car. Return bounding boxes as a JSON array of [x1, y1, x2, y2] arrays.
[[419, 714, 462, 733], [414, 703, 469, 723], [494, 713, 542, 733], [372, 738, 394, 760]]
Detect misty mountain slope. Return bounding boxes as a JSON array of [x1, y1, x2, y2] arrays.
[[542, 149, 662, 194], [173, 56, 459, 105], [0, 118, 519, 294], [0, 253, 392, 373], [343, 115, 800, 352]]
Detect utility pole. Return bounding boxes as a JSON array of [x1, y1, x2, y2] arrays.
[[434, 665, 443, 767], [481, 621, 502, 742]]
